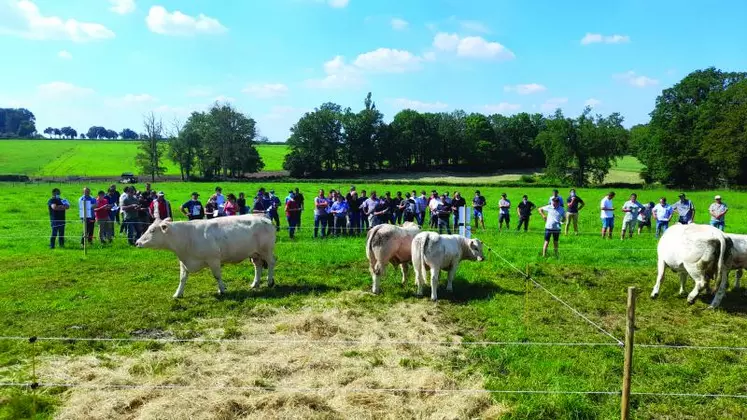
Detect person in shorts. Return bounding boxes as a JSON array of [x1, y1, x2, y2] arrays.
[[600, 191, 616, 239], [637, 202, 654, 235], [620, 193, 644, 240], [539, 197, 565, 257], [498, 193, 511, 231], [472, 190, 486, 230], [709, 195, 728, 231], [565, 188, 585, 235]]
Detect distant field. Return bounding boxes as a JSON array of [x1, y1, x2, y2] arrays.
[[0, 140, 288, 176]]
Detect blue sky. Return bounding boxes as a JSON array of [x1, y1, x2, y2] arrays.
[[1, 0, 746, 142]]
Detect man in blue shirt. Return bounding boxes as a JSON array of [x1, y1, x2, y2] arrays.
[[330, 195, 349, 236], [181, 192, 205, 220], [48, 188, 69, 249]]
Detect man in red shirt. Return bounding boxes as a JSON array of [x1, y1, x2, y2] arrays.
[[94, 190, 113, 244]]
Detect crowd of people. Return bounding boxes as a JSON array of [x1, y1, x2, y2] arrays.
[[46, 185, 731, 256]]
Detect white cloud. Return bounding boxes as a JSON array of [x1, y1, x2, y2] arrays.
[[433, 32, 514, 60], [459, 20, 490, 34], [353, 48, 422, 73], [37, 82, 95, 98], [584, 98, 602, 107], [504, 83, 546, 95], [305, 56, 365, 89], [580, 33, 630, 45], [483, 103, 521, 114], [0, 0, 115, 42], [390, 18, 408, 30], [104, 93, 157, 108], [57, 50, 72, 60], [328, 0, 349, 8], [614, 71, 659, 88], [242, 83, 289, 99], [109, 0, 135, 14], [391, 98, 448, 112], [146, 6, 227, 36], [540, 97, 568, 112], [423, 51, 436, 62]]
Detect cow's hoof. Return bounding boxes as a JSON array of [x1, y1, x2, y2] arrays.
[[687, 299, 696, 305], [372, 288, 381, 295], [650, 293, 658, 299], [267, 281, 275, 288], [430, 298, 438, 302], [706, 305, 716, 310], [173, 294, 183, 299], [250, 283, 260, 289]]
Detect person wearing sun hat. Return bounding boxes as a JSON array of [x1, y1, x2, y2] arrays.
[[708, 195, 728, 231]]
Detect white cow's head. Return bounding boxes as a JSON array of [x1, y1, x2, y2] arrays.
[[135, 218, 172, 249], [467, 239, 485, 262]]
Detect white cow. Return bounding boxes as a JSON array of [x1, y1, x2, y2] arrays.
[[724, 233, 746, 291], [411, 232, 485, 301], [136, 215, 277, 298], [651, 223, 732, 308], [365, 221, 420, 294]]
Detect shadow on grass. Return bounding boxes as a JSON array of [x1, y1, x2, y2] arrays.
[[217, 283, 344, 302], [714, 289, 747, 315], [417, 279, 523, 303]]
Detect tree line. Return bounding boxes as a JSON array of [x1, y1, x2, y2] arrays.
[[137, 103, 265, 181], [0, 108, 36, 138], [283, 93, 629, 186], [631, 67, 747, 188]]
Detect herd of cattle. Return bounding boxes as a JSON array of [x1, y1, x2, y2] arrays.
[[134, 214, 744, 307]]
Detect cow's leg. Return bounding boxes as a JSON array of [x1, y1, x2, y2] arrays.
[[709, 267, 730, 309], [400, 263, 408, 286], [415, 266, 425, 297], [685, 267, 706, 304], [736, 269, 743, 290], [430, 267, 440, 301], [250, 257, 263, 288], [266, 254, 277, 287], [209, 262, 226, 295], [650, 258, 667, 298], [678, 272, 688, 296], [371, 260, 386, 294], [446, 264, 459, 293], [174, 262, 189, 298]]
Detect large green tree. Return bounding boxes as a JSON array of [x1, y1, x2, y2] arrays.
[[284, 102, 344, 176], [135, 112, 167, 182]]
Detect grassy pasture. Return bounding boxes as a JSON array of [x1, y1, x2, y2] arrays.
[[0, 182, 746, 419], [0, 140, 289, 177]]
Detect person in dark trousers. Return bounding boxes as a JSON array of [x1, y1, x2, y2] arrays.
[[313, 189, 329, 238], [383, 192, 395, 224], [472, 190, 486, 231], [268, 190, 281, 231], [237, 192, 247, 215], [436, 194, 452, 234], [428, 191, 439, 228], [285, 192, 301, 239], [373, 195, 391, 227], [403, 192, 417, 223], [498, 193, 511, 231], [348, 190, 360, 235], [181, 192, 205, 220], [294, 188, 305, 227], [358, 190, 370, 231], [330, 195, 349, 236], [105, 185, 121, 234], [393, 191, 404, 225], [451, 191, 466, 231], [78, 187, 96, 245], [517, 195, 536, 232], [48, 188, 69, 249], [205, 195, 218, 219], [137, 190, 152, 237], [120, 187, 140, 246]]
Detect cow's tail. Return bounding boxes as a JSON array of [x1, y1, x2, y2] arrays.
[[715, 232, 728, 294], [366, 226, 377, 272], [420, 234, 431, 274]]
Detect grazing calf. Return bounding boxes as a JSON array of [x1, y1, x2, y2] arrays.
[[365, 221, 420, 294], [411, 232, 485, 301], [136, 215, 277, 298], [651, 223, 732, 308]]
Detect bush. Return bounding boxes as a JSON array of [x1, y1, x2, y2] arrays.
[[519, 174, 536, 184]]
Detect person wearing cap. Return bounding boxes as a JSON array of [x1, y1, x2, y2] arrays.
[[652, 197, 673, 239], [549, 189, 564, 207], [600, 191, 616, 239], [149, 191, 172, 220], [621, 193, 644, 240], [709, 195, 728, 231], [181, 192, 204, 220], [517, 195, 535, 232], [673, 193, 695, 225], [565, 188, 585, 235], [498, 193, 511, 231], [539, 196, 565, 257], [472, 190, 486, 231]]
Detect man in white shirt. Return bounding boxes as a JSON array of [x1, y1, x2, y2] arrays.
[[709, 195, 728, 231], [621, 193, 644, 240], [653, 197, 673, 239], [539, 196, 565, 257], [600, 191, 616, 239], [498, 193, 511, 231], [79, 187, 96, 245]]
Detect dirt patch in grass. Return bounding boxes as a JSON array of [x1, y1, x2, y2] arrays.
[[40, 293, 508, 419]]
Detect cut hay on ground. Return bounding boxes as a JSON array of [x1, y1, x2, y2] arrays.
[[40, 293, 507, 419]]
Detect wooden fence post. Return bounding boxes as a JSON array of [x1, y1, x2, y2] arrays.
[[621, 286, 637, 420]]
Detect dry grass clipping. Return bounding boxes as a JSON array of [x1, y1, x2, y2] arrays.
[[40, 292, 508, 419]]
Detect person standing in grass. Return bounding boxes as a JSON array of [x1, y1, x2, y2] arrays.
[[149, 192, 173, 220], [621, 193, 644, 240], [416, 191, 427, 228], [137, 190, 152, 235], [565, 189, 585, 235], [215, 187, 226, 216], [673, 193, 695, 224], [294, 188, 305, 228], [105, 186, 119, 238], [94, 190, 113, 244], [205, 194, 218, 219], [549, 189, 564, 207], [472, 190, 487, 231], [120, 187, 140, 246], [498, 193, 511, 231], [393, 191, 404, 225], [403, 192, 417, 223], [358, 190, 370, 232], [285, 192, 301, 239], [48, 188, 69, 249], [361, 191, 378, 228], [709, 195, 728, 231], [539, 196, 565, 257], [313, 189, 329, 238], [451, 191, 466, 231], [653, 197, 673, 239], [516, 195, 535, 232], [330, 195, 349, 236], [79, 187, 96, 246], [637, 202, 655, 235], [181, 192, 204, 220], [600, 191, 616, 239], [436, 193, 452, 234], [237, 192, 247, 215]]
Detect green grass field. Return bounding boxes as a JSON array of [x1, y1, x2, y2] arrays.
[[0, 140, 288, 177], [1, 181, 745, 419]]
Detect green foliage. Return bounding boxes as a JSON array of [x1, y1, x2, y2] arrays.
[[135, 113, 167, 182], [0, 108, 36, 138], [535, 107, 628, 186], [642, 67, 747, 187]]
